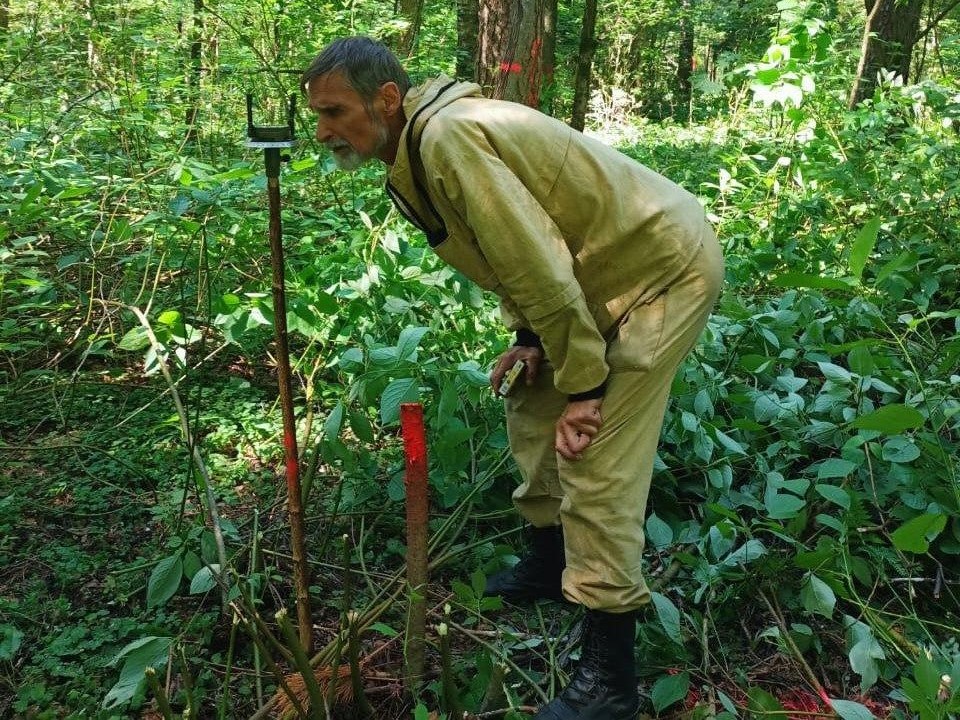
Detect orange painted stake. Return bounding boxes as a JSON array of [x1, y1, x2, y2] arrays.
[[400, 402, 428, 695]]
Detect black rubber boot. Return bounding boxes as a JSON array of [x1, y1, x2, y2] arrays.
[[533, 609, 641, 720], [483, 525, 566, 603]]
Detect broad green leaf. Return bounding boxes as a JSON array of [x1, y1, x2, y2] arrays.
[[146, 555, 182, 608], [348, 409, 374, 443], [369, 622, 398, 638], [831, 699, 875, 720], [817, 458, 857, 479], [891, 513, 947, 553], [189, 565, 220, 594], [103, 636, 172, 708], [117, 326, 150, 351], [457, 360, 490, 387], [848, 346, 875, 376], [815, 484, 851, 510], [182, 551, 202, 580], [852, 404, 923, 433], [771, 272, 852, 290], [646, 514, 673, 549], [723, 539, 767, 567], [324, 401, 345, 440], [912, 653, 941, 699], [800, 573, 836, 618], [765, 491, 806, 520], [849, 217, 882, 281], [0, 625, 23, 661], [714, 427, 747, 455], [651, 592, 683, 645], [845, 616, 885, 690], [651, 672, 689, 713], [379, 378, 418, 425], [818, 362, 853, 384], [396, 326, 429, 361], [747, 687, 786, 716], [881, 437, 920, 464]]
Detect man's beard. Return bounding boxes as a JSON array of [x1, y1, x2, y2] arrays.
[[328, 118, 389, 172]]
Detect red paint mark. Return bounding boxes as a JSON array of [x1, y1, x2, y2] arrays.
[[283, 431, 300, 485], [500, 61, 522, 74]]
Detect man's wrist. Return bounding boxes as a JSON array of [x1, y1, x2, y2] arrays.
[[514, 328, 543, 350], [568, 381, 606, 402]]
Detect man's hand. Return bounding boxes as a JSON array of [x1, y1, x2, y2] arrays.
[[490, 345, 543, 395], [555, 399, 603, 460]]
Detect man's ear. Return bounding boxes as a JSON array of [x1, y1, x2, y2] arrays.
[[378, 82, 402, 116]]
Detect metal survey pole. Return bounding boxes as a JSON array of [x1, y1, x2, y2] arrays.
[[246, 94, 312, 653]]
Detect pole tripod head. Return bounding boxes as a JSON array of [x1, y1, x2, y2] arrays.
[[245, 93, 297, 177]]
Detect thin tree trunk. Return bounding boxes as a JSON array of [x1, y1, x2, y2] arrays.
[[569, 0, 598, 131], [477, 0, 545, 107], [676, 0, 695, 123], [848, 0, 923, 108], [541, 0, 557, 114], [185, 0, 202, 142], [396, 0, 424, 57], [1, 0, 8, 31], [456, 0, 479, 80]]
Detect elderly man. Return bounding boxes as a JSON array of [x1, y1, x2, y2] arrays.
[[302, 36, 723, 720]]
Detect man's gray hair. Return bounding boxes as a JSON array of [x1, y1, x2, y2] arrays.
[[300, 36, 411, 102]]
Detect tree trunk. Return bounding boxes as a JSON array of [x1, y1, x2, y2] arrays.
[[676, 0, 695, 123], [848, 0, 923, 108], [569, 0, 598, 131], [541, 0, 557, 114], [477, 0, 546, 107], [396, 0, 424, 57], [1, 0, 8, 31], [456, 0, 479, 80], [185, 0, 202, 143]]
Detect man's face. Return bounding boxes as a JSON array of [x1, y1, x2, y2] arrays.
[[306, 71, 391, 171]]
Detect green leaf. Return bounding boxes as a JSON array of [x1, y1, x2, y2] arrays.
[[771, 272, 852, 290], [818, 362, 853, 384], [379, 378, 418, 425], [189, 565, 220, 594], [646, 513, 673, 549], [817, 458, 857, 479], [845, 616, 885, 690], [800, 573, 836, 618], [848, 346, 875, 376], [396, 326, 429, 361], [723, 539, 767, 567], [765, 491, 806, 520], [0, 625, 23, 661], [852, 404, 924, 433], [651, 672, 690, 713], [349, 408, 374, 443], [815, 484, 851, 510], [103, 636, 172, 708], [146, 555, 182, 608], [831, 699, 875, 720], [747, 687, 786, 716], [117, 326, 150, 351], [881, 436, 920, 464], [849, 217, 882, 281], [324, 401, 345, 440], [369, 622, 399, 638], [651, 592, 683, 645], [457, 360, 490, 387], [714, 427, 747, 455], [891, 513, 947, 553]]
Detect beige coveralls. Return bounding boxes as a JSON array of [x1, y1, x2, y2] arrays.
[[387, 76, 724, 612]]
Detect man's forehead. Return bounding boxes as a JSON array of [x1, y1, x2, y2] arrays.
[[307, 71, 359, 106]]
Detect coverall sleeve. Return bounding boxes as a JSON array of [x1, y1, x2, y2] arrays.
[[423, 120, 609, 396]]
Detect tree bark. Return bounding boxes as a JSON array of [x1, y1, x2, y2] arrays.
[[477, 0, 546, 107], [1, 0, 8, 31], [541, 0, 557, 114], [676, 0, 695, 123], [569, 0, 598, 131], [185, 0, 203, 142], [848, 0, 923, 108], [396, 0, 424, 57], [456, 0, 479, 80]]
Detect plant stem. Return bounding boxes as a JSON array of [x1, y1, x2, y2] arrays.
[[145, 667, 174, 720], [277, 609, 325, 719]]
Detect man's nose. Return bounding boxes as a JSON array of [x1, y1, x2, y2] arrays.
[[315, 118, 333, 143]]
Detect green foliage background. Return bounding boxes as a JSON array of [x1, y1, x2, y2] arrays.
[[1, 0, 959, 717]]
